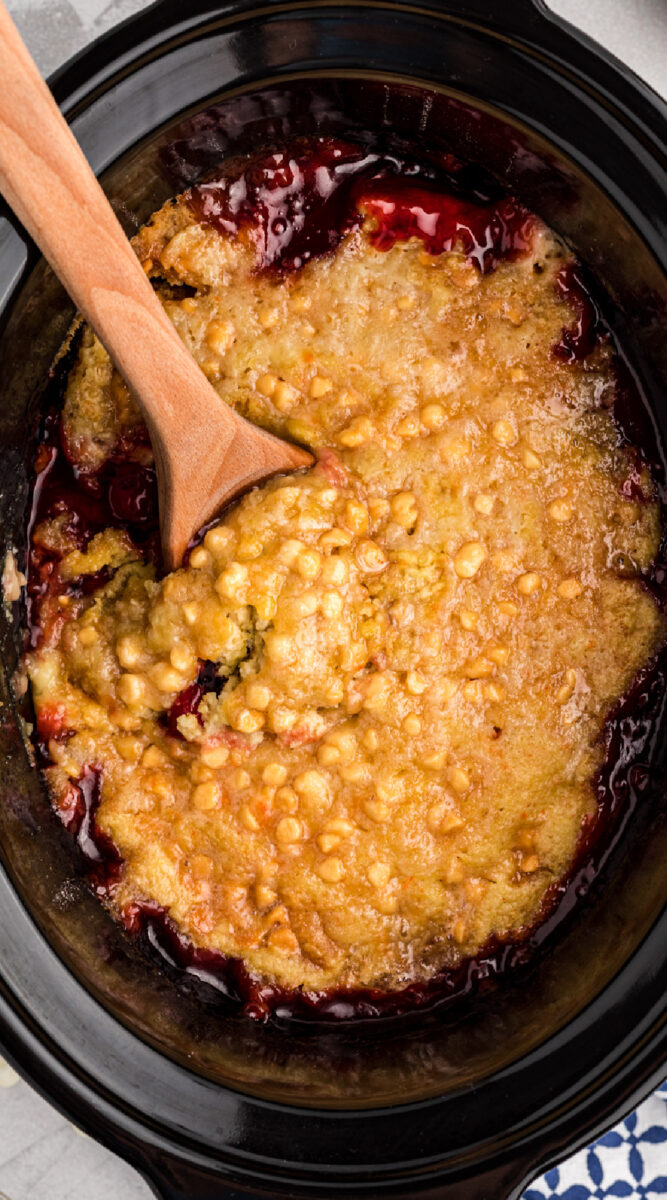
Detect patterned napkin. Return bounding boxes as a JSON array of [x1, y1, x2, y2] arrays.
[[525, 1082, 667, 1199]]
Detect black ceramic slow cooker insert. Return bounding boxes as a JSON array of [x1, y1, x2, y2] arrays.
[[0, 2, 665, 1198]]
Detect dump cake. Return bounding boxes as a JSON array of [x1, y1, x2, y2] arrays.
[[24, 138, 664, 1010]]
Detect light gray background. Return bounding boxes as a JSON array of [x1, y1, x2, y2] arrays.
[[0, 1, 665, 1197]]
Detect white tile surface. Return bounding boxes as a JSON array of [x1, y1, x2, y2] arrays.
[[547, 0, 667, 96], [5, 0, 150, 75], [0, 1068, 151, 1199], [0, 1, 665, 1198]]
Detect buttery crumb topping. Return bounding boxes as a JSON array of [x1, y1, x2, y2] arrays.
[[26, 154, 663, 994]]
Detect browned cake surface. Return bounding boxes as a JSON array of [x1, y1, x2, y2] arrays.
[[26, 170, 663, 993]]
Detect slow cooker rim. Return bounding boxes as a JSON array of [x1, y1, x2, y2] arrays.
[[43, 0, 667, 134], [0, 2, 665, 1197]]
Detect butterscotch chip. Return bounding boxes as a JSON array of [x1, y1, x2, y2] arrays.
[[201, 744, 230, 768], [522, 447, 541, 469], [268, 927, 299, 953], [118, 674, 146, 706], [421, 403, 446, 430], [368, 861, 392, 887], [310, 375, 333, 398], [448, 767, 471, 794], [405, 671, 426, 695], [318, 856, 344, 882], [454, 542, 487, 579], [548, 499, 572, 523], [491, 419, 517, 446], [276, 817, 303, 845], [474, 494, 495, 516], [402, 714, 422, 735], [263, 762, 288, 786], [517, 571, 542, 595], [364, 799, 390, 823], [338, 416, 373, 447], [355, 539, 388, 573], [189, 546, 211, 569], [193, 782, 220, 811], [558, 577, 583, 599], [452, 919, 467, 945]]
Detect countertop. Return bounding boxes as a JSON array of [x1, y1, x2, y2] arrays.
[[0, 1, 665, 1197]]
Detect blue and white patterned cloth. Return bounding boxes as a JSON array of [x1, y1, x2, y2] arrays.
[[525, 1082, 667, 1199]]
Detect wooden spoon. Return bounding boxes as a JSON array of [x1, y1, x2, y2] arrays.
[[0, 2, 313, 569]]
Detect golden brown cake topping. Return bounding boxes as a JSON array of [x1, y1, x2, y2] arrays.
[[25, 141, 664, 1005]]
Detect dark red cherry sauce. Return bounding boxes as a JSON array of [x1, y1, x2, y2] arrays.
[[359, 183, 535, 272], [53, 764, 123, 898], [163, 659, 222, 739], [25, 135, 666, 1026], [190, 138, 376, 271], [189, 135, 535, 275], [553, 261, 603, 364], [26, 383, 159, 651]]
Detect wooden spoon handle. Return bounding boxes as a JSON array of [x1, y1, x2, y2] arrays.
[[0, 2, 311, 566], [0, 3, 217, 434]]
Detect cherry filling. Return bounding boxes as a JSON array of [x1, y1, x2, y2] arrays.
[[358, 183, 535, 272], [107, 461, 157, 526], [188, 135, 535, 276], [553, 261, 603, 363], [164, 659, 223, 738], [55, 765, 122, 896], [26, 399, 159, 649], [190, 137, 378, 271]]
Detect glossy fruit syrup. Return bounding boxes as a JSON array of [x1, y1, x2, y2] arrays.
[[188, 135, 535, 275], [25, 136, 667, 1026], [56, 764, 123, 898], [26, 372, 159, 654], [163, 659, 222, 739], [553, 261, 603, 363]]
